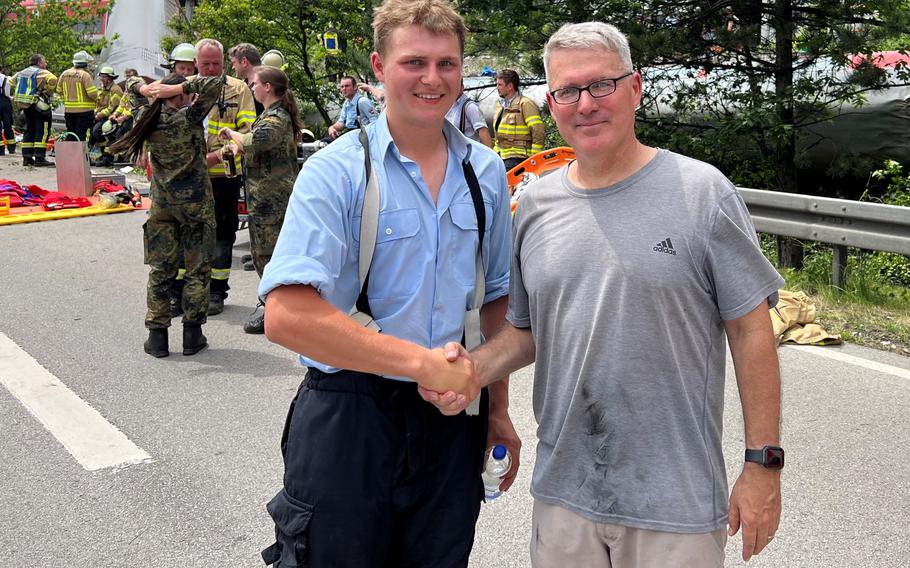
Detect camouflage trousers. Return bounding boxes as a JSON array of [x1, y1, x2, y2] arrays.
[[144, 200, 215, 329], [249, 215, 284, 277]]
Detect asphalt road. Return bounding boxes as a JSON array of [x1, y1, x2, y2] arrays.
[[1, 152, 909, 566]]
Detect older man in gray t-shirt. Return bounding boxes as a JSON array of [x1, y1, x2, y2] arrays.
[[425, 21, 785, 567]]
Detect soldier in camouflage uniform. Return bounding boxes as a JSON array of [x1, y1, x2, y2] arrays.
[[219, 66, 302, 333], [110, 73, 227, 357]]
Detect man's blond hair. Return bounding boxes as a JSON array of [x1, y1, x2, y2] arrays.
[[372, 0, 467, 55]]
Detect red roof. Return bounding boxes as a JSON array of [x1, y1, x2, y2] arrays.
[[850, 51, 910, 69]]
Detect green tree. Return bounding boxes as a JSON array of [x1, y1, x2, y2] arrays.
[[463, 1, 910, 193], [463, 1, 910, 267], [0, 0, 114, 73], [165, 0, 374, 128]]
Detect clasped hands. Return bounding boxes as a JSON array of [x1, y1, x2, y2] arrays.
[[217, 127, 244, 155], [417, 342, 479, 416]]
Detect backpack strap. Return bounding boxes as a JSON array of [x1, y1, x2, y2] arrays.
[[461, 158, 485, 416], [353, 128, 487, 415], [350, 128, 381, 332]]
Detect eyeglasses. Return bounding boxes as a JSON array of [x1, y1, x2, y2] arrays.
[[549, 72, 634, 105]]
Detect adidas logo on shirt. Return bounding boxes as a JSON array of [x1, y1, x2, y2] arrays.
[[653, 237, 677, 256]]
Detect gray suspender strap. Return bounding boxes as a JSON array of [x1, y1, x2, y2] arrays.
[[461, 160, 486, 416], [353, 128, 486, 415], [350, 128, 381, 332]]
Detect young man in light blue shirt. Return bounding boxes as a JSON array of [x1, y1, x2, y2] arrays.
[[258, 1, 519, 566], [327, 75, 378, 139]]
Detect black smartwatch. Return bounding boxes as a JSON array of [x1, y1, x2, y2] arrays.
[[744, 445, 785, 470]]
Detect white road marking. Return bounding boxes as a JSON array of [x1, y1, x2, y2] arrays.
[[786, 344, 910, 381], [0, 333, 151, 471]]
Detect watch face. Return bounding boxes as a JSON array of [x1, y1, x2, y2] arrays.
[[764, 447, 785, 469]]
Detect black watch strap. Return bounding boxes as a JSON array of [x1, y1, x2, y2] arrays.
[[745, 445, 785, 469]]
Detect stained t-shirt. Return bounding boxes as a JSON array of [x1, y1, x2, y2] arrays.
[[507, 149, 784, 533]]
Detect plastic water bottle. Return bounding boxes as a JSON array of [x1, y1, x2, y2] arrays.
[[482, 444, 512, 501]]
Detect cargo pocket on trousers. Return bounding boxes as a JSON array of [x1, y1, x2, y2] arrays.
[[261, 489, 315, 567], [142, 221, 151, 265]]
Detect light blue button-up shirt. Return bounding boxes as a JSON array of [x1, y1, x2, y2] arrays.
[[259, 112, 512, 376], [339, 93, 378, 129]]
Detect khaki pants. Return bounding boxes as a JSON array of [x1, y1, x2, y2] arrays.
[[530, 500, 726, 568]]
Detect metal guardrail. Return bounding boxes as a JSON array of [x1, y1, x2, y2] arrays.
[[739, 188, 910, 286]]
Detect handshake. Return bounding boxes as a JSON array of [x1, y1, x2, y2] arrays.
[[416, 342, 482, 415]]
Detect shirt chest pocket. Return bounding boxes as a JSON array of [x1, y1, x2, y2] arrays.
[[448, 201, 492, 287], [354, 208, 422, 299]]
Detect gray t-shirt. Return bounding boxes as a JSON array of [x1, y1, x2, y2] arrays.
[[507, 149, 784, 533]]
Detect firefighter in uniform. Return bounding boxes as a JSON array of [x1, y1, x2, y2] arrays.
[[58, 51, 99, 142], [90, 66, 123, 166], [12, 54, 57, 167], [163, 43, 198, 78], [191, 39, 255, 315], [492, 68, 544, 171]]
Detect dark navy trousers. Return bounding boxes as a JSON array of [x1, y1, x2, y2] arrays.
[[263, 368, 489, 568]]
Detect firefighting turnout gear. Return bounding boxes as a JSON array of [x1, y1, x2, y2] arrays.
[[203, 74, 255, 300], [58, 66, 98, 113], [12, 65, 57, 163], [12, 66, 57, 110], [203, 74, 255, 177], [59, 64, 99, 142], [95, 79, 123, 120], [492, 93, 544, 162]]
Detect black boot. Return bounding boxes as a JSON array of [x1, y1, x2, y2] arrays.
[[32, 157, 54, 167], [144, 328, 169, 358], [23, 156, 34, 167], [243, 305, 265, 334], [207, 294, 224, 316], [183, 323, 208, 356]]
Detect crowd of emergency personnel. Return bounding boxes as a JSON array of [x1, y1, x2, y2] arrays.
[[0, 40, 547, 356]]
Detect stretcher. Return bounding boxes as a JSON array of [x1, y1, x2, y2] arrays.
[[0, 203, 136, 226], [507, 147, 576, 214]]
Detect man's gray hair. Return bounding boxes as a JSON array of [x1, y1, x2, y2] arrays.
[[195, 38, 224, 55], [543, 22, 633, 81]]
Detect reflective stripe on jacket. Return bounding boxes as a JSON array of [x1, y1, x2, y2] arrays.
[[198, 74, 256, 177], [58, 68, 98, 113], [12, 67, 57, 108], [493, 93, 544, 160], [96, 84, 123, 118]]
